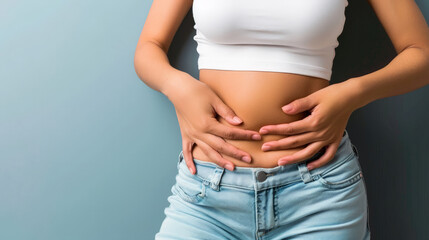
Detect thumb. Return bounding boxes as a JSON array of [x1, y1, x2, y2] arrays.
[[212, 99, 243, 125], [282, 97, 315, 114]]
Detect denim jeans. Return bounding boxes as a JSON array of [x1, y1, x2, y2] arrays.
[[155, 129, 371, 240]]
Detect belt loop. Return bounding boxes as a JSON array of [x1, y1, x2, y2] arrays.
[[297, 148, 325, 183], [209, 166, 225, 191], [177, 151, 184, 170], [298, 162, 313, 184]]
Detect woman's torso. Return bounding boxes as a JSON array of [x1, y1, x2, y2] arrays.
[[191, 70, 330, 168], [189, 0, 348, 168]]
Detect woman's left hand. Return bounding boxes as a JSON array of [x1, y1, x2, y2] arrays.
[[258, 81, 360, 170]]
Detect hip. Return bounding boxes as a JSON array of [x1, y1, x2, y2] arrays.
[[155, 130, 371, 239]]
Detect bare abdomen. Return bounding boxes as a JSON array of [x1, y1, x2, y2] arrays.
[[191, 69, 329, 168]]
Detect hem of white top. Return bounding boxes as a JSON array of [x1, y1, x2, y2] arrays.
[[198, 58, 331, 81]]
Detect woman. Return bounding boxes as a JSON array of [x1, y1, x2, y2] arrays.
[[135, 0, 429, 239]]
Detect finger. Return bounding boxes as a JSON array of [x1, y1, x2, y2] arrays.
[[262, 132, 316, 151], [259, 116, 314, 135], [307, 140, 341, 171], [202, 133, 253, 163], [282, 96, 316, 115], [277, 141, 325, 166], [211, 98, 243, 125], [182, 140, 197, 175], [208, 118, 262, 141], [194, 138, 235, 171]]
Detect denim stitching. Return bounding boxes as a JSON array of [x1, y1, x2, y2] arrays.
[[315, 150, 355, 177], [219, 179, 304, 191], [273, 187, 279, 228], [174, 184, 202, 203], [318, 170, 363, 189]]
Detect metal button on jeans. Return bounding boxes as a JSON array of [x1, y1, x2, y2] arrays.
[[256, 171, 267, 182]]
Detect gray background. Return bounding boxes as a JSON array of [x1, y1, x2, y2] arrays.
[[1, 0, 428, 239]]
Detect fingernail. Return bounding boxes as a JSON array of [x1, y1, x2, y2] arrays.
[[307, 164, 313, 171], [260, 129, 268, 134], [262, 145, 270, 151], [278, 160, 287, 165], [232, 116, 242, 123], [282, 105, 292, 112], [242, 156, 251, 162], [278, 157, 291, 165], [226, 163, 234, 171], [252, 134, 261, 140]]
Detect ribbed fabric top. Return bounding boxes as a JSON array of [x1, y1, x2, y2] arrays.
[[192, 0, 349, 81]]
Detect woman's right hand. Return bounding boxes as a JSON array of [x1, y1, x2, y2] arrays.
[[165, 74, 262, 174]]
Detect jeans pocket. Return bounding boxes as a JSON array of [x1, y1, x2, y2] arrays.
[[172, 163, 207, 203], [316, 152, 363, 190]]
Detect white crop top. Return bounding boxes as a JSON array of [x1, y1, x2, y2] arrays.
[[192, 0, 349, 81]]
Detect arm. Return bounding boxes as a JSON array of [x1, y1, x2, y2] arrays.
[[256, 0, 429, 168], [342, 0, 429, 111], [133, 0, 193, 98], [133, 0, 262, 173]]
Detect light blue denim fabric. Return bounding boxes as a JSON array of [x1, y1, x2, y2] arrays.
[[155, 129, 371, 240]]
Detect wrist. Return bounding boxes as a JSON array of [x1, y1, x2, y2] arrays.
[[161, 71, 195, 102], [337, 77, 368, 112]]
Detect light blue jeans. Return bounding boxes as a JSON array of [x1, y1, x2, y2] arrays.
[[155, 129, 371, 239]]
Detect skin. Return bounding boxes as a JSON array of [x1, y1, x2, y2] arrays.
[[135, 0, 429, 174], [191, 70, 331, 169]]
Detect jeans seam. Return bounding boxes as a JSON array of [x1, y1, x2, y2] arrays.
[[315, 151, 355, 177], [174, 184, 202, 203], [315, 151, 362, 189], [318, 170, 362, 188], [274, 187, 279, 228], [361, 174, 371, 235]]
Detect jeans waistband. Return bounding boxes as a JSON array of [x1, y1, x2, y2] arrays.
[[177, 129, 355, 191]]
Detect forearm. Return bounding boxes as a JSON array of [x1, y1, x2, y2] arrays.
[[341, 46, 429, 111], [134, 41, 194, 99]]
